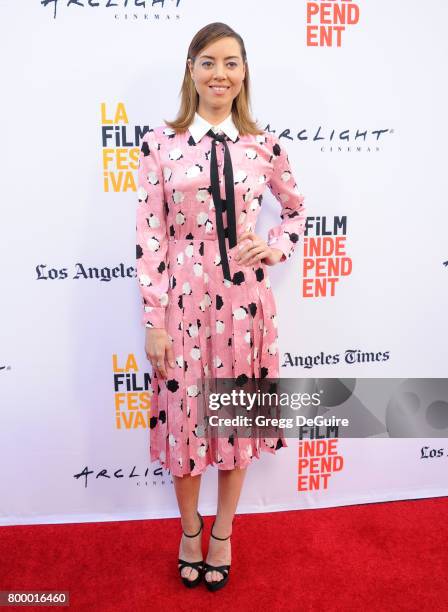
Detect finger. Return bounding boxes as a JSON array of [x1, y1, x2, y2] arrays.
[[154, 364, 166, 379], [238, 230, 256, 242], [238, 232, 261, 247], [151, 354, 167, 379], [245, 251, 268, 266], [156, 355, 168, 378], [239, 244, 267, 264], [166, 346, 176, 369], [246, 252, 267, 265], [252, 247, 272, 264], [236, 232, 258, 249], [235, 237, 259, 260], [238, 247, 258, 264], [235, 245, 250, 260]]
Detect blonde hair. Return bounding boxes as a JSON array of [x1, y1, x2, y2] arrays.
[[164, 22, 264, 136]]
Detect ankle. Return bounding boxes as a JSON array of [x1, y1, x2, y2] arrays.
[[181, 511, 202, 536], [211, 518, 232, 540]]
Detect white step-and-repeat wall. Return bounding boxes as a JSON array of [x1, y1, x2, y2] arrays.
[[1, 1, 447, 525]]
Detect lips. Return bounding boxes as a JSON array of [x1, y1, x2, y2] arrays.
[[209, 85, 229, 92]]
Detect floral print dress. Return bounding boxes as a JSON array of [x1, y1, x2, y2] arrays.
[[136, 122, 306, 477]]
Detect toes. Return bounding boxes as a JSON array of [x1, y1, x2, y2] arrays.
[[181, 567, 198, 581], [205, 570, 222, 583]]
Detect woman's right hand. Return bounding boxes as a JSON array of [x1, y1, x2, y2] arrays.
[[145, 328, 175, 379]]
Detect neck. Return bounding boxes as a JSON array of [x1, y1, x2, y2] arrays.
[[197, 103, 232, 126]]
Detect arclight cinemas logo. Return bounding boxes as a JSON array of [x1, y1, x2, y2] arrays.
[[41, 0, 183, 20], [73, 464, 172, 488]]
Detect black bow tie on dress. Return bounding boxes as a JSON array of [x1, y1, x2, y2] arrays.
[[206, 128, 237, 282]]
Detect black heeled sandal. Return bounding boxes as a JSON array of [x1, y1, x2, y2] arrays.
[[178, 511, 204, 588], [203, 521, 231, 592]]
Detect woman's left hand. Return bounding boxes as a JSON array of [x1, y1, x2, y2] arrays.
[[234, 231, 284, 266]]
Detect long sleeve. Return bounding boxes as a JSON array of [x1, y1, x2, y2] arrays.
[[265, 133, 307, 262], [136, 129, 169, 328]]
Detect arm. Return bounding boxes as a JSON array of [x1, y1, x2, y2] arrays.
[[136, 129, 169, 328], [265, 133, 307, 263]]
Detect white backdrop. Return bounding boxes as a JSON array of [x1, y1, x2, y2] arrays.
[[1, 0, 447, 526]]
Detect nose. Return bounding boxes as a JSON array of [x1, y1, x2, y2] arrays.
[[213, 62, 226, 78]]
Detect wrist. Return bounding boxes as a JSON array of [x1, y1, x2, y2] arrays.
[[263, 247, 284, 265]]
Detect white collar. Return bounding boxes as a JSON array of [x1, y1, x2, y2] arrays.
[[188, 111, 239, 144]]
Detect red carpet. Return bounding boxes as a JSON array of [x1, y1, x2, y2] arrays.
[[1, 497, 447, 611]]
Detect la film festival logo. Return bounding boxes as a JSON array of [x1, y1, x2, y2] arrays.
[[113, 353, 153, 429], [303, 215, 352, 297], [101, 103, 141, 193], [307, 0, 360, 47], [298, 438, 343, 491]]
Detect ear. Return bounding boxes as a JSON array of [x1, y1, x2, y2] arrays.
[[187, 58, 193, 78]]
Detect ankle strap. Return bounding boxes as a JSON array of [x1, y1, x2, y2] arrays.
[[210, 520, 231, 541], [182, 512, 203, 538]]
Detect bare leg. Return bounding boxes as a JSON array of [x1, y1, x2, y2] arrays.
[[173, 473, 203, 581], [205, 466, 248, 584]]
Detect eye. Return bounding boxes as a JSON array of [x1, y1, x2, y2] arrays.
[[202, 61, 213, 68], [227, 62, 238, 68]]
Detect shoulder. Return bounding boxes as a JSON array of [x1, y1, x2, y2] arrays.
[[262, 132, 290, 162], [142, 124, 182, 142], [141, 124, 175, 144], [246, 130, 281, 152], [153, 124, 178, 140], [243, 130, 283, 162], [140, 125, 182, 158], [264, 131, 284, 154]]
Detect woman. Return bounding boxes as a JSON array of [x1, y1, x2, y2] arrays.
[[136, 22, 306, 591]]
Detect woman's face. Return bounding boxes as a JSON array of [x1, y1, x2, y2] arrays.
[[188, 36, 246, 112]]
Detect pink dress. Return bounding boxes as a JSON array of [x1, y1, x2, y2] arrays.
[[136, 123, 306, 477]]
